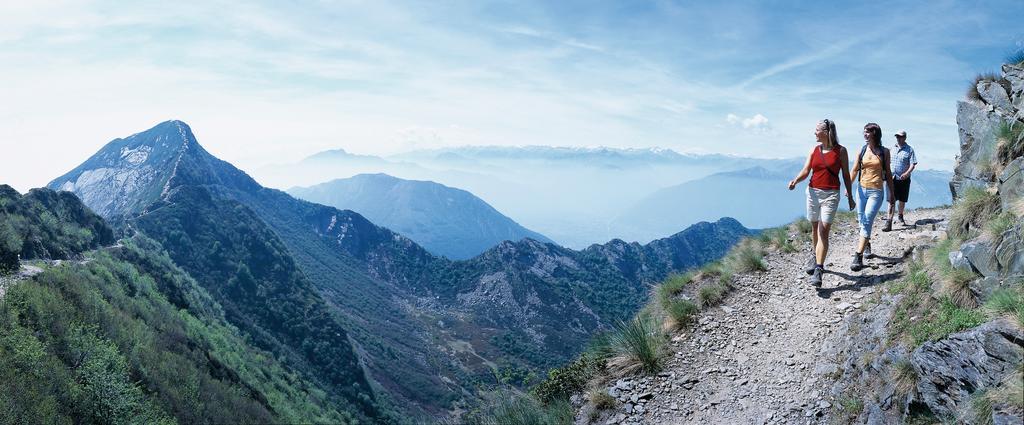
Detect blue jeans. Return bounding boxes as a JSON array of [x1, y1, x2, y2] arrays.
[[857, 186, 885, 237]]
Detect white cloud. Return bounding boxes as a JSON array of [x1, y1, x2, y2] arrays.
[[727, 113, 771, 133]]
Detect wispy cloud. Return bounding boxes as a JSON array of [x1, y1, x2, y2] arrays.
[[1, 0, 1022, 192]]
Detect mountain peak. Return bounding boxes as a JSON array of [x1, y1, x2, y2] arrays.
[[48, 120, 258, 218]]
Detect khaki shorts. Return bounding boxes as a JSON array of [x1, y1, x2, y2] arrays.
[[807, 187, 840, 224]]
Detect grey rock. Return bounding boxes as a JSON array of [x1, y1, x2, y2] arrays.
[[978, 80, 1014, 114], [950, 249, 974, 273], [999, 158, 1023, 216], [995, 224, 1024, 277], [951, 100, 1002, 197], [962, 240, 997, 277], [911, 320, 1024, 419], [1003, 63, 1024, 99]]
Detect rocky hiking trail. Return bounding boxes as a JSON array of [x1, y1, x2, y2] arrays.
[[588, 207, 951, 425]]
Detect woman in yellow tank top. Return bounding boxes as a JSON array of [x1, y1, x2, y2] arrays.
[[849, 123, 895, 271]]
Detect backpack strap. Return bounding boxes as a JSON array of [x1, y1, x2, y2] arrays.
[[817, 145, 840, 181], [856, 145, 867, 183]]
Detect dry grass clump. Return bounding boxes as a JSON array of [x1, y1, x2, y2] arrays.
[[588, 389, 617, 411], [942, 267, 980, 309], [948, 187, 1001, 240], [892, 359, 919, 398]]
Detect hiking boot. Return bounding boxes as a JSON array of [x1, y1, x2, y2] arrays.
[[864, 242, 875, 259], [850, 253, 864, 272], [810, 266, 823, 287], [805, 255, 817, 275], [882, 222, 892, 232], [899, 215, 906, 226]]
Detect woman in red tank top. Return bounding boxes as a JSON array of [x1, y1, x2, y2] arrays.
[[787, 119, 854, 287]]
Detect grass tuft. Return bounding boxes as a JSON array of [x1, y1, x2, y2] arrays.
[[656, 272, 693, 305], [724, 239, 767, 274], [664, 299, 699, 329], [995, 119, 1024, 165], [983, 286, 1024, 329], [942, 268, 979, 309], [962, 389, 995, 425], [607, 317, 665, 376], [986, 211, 1017, 244], [892, 359, 918, 398], [949, 187, 1001, 240], [758, 227, 796, 253], [588, 389, 617, 411], [696, 282, 729, 308]]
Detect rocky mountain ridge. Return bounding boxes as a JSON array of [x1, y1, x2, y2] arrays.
[[46, 120, 755, 419]]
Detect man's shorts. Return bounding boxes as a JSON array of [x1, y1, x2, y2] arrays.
[[807, 187, 840, 224], [893, 178, 911, 203]]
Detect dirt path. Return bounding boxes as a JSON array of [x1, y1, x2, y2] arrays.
[[591, 207, 950, 425]]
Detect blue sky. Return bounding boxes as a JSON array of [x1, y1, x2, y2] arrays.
[[2, 0, 1022, 192]]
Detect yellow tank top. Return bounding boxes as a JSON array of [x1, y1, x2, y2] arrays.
[[859, 148, 884, 189]]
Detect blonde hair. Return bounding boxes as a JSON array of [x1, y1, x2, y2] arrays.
[[821, 119, 839, 150]]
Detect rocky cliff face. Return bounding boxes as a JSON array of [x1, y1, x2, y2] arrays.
[[951, 62, 1024, 282], [875, 61, 1024, 424]]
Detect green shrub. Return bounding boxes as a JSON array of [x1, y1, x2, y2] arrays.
[[466, 393, 572, 425], [949, 187, 1001, 240], [531, 354, 603, 404], [607, 317, 665, 376], [0, 221, 21, 273], [665, 299, 699, 329]]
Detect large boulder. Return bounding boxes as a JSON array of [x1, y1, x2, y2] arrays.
[[961, 240, 998, 277], [951, 100, 1002, 198], [911, 320, 1024, 419]]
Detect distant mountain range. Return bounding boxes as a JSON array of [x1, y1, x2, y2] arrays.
[[254, 146, 799, 247], [289, 174, 553, 260], [48, 120, 754, 419], [612, 165, 953, 243]]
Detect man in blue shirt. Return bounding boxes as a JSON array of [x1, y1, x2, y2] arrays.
[[884, 130, 917, 230]]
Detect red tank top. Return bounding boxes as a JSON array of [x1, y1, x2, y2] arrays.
[[810, 145, 841, 190]]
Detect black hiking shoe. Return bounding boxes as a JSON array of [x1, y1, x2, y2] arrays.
[[805, 256, 816, 275], [899, 215, 906, 226], [882, 222, 892, 232], [810, 266, 823, 287], [864, 242, 875, 259], [850, 253, 864, 272]]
